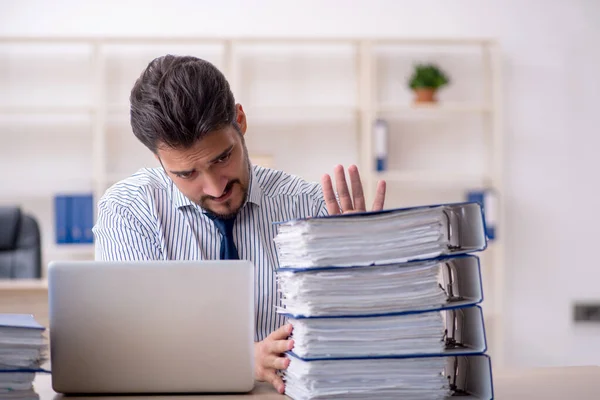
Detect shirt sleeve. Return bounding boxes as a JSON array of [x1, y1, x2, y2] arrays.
[[314, 197, 329, 217], [312, 186, 330, 218], [93, 195, 162, 261]]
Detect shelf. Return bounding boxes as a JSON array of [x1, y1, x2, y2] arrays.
[[98, 173, 146, 188], [106, 104, 359, 125], [0, 106, 94, 114], [0, 36, 503, 363], [107, 104, 129, 113], [45, 244, 95, 264], [250, 154, 275, 169], [376, 102, 491, 115], [0, 280, 48, 291], [0, 37, 496, 45], [376, 170, 492, 186], [47, 243, 95, 255], [0, 189, 94, 203], [243, 105, 359, 121]]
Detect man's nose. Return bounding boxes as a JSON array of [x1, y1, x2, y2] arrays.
[[202, 172, 228, 198]]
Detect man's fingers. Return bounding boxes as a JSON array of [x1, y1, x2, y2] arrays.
[[265, 353, 291, 370], [322, 165, 385, 215], [267, 323, 293, 341], [371, 180, 387, 211], [321, 174, 341, 215], [348, 165, 366, 212], [263, 369, 285, 394], [334, 165, 353, 213], [268, 338, 294, 355]]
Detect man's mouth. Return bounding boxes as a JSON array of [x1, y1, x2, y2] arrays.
[[212, 183, 234, 203]]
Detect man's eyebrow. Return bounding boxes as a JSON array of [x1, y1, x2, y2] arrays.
[[169, 168, 195, 175], [208, 145, 234, 164], [167, 145, 235, 174]]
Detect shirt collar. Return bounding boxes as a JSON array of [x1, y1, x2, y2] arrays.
[[171, 165, 262, 211], [245, 165, 263, 208]]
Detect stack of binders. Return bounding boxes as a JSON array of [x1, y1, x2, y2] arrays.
[[0, 314, 49, 400], [274, 202, 494, 400]]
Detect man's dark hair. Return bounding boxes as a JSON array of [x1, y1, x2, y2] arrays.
[[129, 55, 237, 153]]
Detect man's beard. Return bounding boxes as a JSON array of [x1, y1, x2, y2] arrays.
[[200, 145, 251, 220], [200, 178, 248, 220]]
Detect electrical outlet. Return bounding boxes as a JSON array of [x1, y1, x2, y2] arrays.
[[573, 303, 600, 323]]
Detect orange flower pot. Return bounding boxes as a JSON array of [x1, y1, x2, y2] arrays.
[[413, 88, 437, 103]]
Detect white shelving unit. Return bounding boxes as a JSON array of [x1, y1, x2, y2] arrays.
[[0, 36, 504, 365], [360, 39, 504, 366]]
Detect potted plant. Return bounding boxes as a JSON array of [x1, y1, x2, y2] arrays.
[[408, 63, 450, 103]]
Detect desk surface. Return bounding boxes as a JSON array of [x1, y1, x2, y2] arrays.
[[33, 366, 600, 400]]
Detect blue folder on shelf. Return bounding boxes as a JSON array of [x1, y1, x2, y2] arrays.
[[54, 194, 94, 245]]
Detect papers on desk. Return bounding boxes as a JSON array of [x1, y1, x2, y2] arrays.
[[276, 256, 485, 318], [284, 354, 494, 400], [274, 202, 493, 399], [285, 355, 451, 400], [289, 312, 445, 359], [0, 314, 48, 400], [277, 261, 447, 317], [287, 305, 487, 361]]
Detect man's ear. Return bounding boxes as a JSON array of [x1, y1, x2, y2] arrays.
[[235, 104, 247, 135]]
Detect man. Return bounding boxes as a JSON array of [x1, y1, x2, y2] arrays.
[[92, 55, 386, 394]]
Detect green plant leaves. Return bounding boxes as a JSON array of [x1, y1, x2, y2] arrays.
[[408, 64, 450, 90]]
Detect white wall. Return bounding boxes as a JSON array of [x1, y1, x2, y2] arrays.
[[3, 0, 600, 368]]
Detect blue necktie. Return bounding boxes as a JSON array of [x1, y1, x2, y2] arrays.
[[207, 215, 239, 260]]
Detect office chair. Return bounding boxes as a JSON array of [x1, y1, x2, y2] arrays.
[[0, 206, 42, 279]]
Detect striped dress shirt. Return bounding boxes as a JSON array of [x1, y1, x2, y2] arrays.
[[93, 165, 328, 341]]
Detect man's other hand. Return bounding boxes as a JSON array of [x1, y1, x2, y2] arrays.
[[254, 323, 294, 394], [321, 164, 386, 215]]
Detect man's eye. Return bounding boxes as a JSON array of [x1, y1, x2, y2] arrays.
[[175, 171, 194, 179], [215, 153, 232, 164]]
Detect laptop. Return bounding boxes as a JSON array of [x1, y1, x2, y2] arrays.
[[47, 260, 255, 394]]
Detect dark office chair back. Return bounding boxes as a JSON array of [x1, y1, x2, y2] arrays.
[[0, 206, 42, 279]]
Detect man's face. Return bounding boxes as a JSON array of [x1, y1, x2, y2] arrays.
[[156, 122, 251, 219]]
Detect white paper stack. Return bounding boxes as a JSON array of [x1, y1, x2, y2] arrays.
[[277, 261, 447, 317], [288, 312, 446, 359], [0, 314, 48, 400], [275, 203, 491, 399], [274, 206, 456, 268], [284, 356, 451, 400]]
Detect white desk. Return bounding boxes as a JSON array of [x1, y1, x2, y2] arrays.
[[33, 366, 600, 400], [33, 374, 284, 399], [5, 282, 599, 399]]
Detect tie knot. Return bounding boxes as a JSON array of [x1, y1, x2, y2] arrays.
[[207, 214, 236, 237]]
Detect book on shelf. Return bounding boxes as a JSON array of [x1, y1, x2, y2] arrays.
[[54, 194, 94, 245]]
